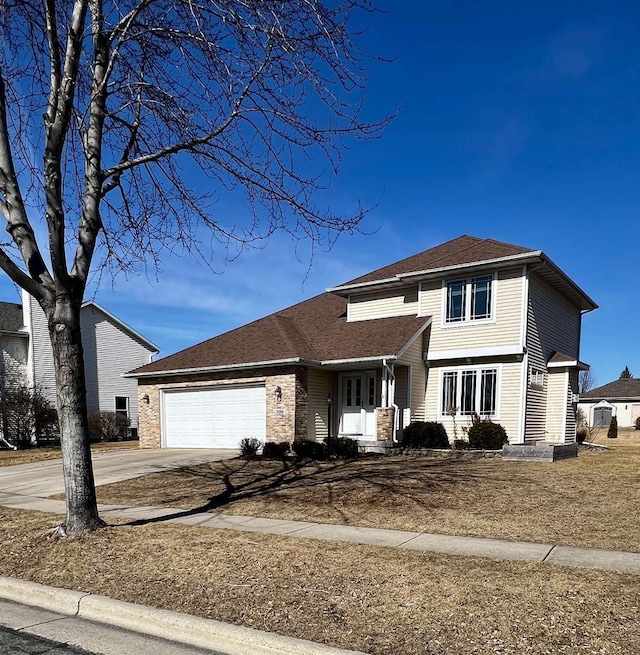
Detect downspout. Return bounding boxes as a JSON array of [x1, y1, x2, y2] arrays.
[[383, 359, 399, 443]]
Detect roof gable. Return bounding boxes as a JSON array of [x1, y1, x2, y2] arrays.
[[339, 235, 534, 287]]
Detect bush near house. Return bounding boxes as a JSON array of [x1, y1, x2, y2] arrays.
[[88, 411, 130, 443], [607, 416, 618, 439], [635, 417, 640, 431], [262, 441, 290, 460], [0, 384, 58, 449], [453, 439, 471, 450], [292, 439, 328, 461], [239, 437, 262, 459], [403, 421, 450, 449], [325, 436, 359, 459], [467, 420, 508, 450]]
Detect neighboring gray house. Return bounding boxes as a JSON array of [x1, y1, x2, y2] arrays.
[[578, 378, 640, 428], [0, 291, 158, 434]]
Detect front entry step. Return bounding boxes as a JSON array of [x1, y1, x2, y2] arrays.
[[357, 440, 394, 454]]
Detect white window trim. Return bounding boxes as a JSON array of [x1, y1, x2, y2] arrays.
[[528, 367, 546, 390], [115, 395, 129, 418], [438, 364, 502, 421], [440, 272, 497, 328]]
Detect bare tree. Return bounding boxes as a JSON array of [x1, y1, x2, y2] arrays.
[[0, 0, 390, 534], [579, 369, 596, 394]]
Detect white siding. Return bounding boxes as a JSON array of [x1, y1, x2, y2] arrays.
[[25, 292, 154, 429], [82, 306, 154, 429], [0, 335, 28, 386], [397, 331, 427, 422], [307, 368, 334, 440], [347, 287, 419, 322], [420, 268, 524, 353], [27, 293, 57, 404]]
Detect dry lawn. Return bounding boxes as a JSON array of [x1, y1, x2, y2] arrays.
[[0, 441, 139, 467], [94, 432, 640, 552], [1, 506, 639, 655]]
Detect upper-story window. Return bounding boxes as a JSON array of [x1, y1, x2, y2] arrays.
[[445, 274, 494, 324]]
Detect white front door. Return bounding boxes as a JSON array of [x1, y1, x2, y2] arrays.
[[340, 373, 376, 437]]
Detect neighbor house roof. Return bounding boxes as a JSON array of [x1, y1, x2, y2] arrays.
[[328, 235, 598, 312], [0, 302, 25, 334], [581, 378, 640, 400], [130, 292, 430, 377]]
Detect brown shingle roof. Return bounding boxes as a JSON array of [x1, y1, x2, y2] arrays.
[[581, 378, 640, 400], [340, 235, 535, 287], [132, 292, 429, 375]]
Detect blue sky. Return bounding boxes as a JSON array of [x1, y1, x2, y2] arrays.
[[2, 0, 639, 387]]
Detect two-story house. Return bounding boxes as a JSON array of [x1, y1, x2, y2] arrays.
[[0, 290, 158, 435], [130, 236, 597, 449]]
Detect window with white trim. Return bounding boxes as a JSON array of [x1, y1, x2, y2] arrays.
[[445, 274, 494, 324], [115, 396, 129, 419], [529, 367, 545, 389], [440, 368, 498, 417]]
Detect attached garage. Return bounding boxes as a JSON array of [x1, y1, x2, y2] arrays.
[[162, 385, 266, 448]]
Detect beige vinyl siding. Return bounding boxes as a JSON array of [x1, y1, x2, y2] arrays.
[[83, 306, 155, 429], [397, 330, 427, 422], [524, 377, 547, 443], [347, 287, 419, 322], [545, 370, 567, 443], [527, 274, 581, 364], [565, 369, 579, 443], [426, 361, 523, 444], [307, 368, 334, 440], [420, 267, 524, 352]]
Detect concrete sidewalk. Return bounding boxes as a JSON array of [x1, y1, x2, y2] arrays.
[[1, 490, 640, 574]]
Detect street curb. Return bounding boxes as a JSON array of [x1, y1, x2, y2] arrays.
[[0, 575, 367, 655]]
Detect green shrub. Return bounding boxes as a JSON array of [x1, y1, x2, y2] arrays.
[[325, 436, 359, 459], [467, 420, 508, 450], [88, 411, 129, 442], [636, 417, 640, 431], [453, 439, 471, 450], [607, 416, 618, 439], [403, 421, 450, 449], [262, 441, 290, 459], [239, 437, 262, 458], [292, 439, 328, 460]]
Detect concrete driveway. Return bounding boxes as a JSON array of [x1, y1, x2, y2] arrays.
[[0, 449, 237, 498]]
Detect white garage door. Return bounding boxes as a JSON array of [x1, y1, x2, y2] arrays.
[[163, 385, 266, 448]]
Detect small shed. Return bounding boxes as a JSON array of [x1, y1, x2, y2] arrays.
[[578, 378, 640, 428]]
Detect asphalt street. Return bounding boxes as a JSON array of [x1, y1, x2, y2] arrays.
[[0, 625, 93, 654]]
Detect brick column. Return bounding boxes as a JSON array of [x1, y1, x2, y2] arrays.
[[376, 407, 395, 441]]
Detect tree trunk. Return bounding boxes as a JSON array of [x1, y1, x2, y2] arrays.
[[48, 295, 104, 533]]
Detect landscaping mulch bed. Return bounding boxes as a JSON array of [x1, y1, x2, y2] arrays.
[[1, 507, 639, 655], [92, 434, 640, 552]]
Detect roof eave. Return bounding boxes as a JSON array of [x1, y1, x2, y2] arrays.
[[328, 252, 542, 295], [126, 357, 312, 378]]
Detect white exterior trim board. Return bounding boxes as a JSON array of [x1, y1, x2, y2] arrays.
[[427, 344, 523, 363]]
